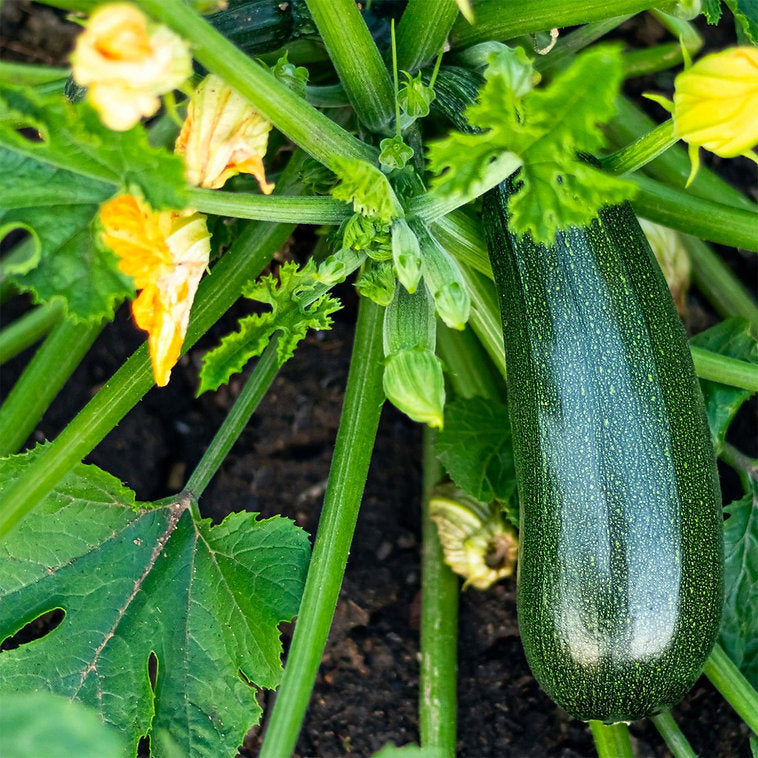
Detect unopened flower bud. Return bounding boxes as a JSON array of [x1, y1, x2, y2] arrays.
[[383, 348, 445, 429]]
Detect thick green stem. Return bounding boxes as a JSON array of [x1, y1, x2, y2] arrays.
[[683, 236, 758, 333], [622, 42, 688, 78], [651, 711, 697, 758], [704, 644, 758, 735], [258, 297, 385, 758], [396, 0, 460, 73], [449, 0, 669, 49], [0, 300, 63, 366], [690, 346, 758, 392], [431, 211, 492, 278], [436, 325, 504, 401], [600, 119, 677, 175], [419, 428, 458, 756], [185, 341, 280, 499], [607, 97, 756, 212], [188, 189, 351, 225], [303, 0, 394, 133], [631, 175, 758, 253], [0, 149, 310, 537], [589, 721, 634, 758], [0, 317, 102, 457], [136, 0, 377, 168]]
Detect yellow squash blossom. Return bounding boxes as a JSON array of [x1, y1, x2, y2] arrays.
[[100, 195, 211, 386], [71, 3, 192, 131], [670, 46, 758, 181], [175, 74, 274, 192]]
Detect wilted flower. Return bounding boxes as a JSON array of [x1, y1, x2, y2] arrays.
[[429, 483, 518, 590], [671, 47, 758, 181], [100, 194, 211, 386], [71, 3, 192, 131], [175, 75, 274, 192]]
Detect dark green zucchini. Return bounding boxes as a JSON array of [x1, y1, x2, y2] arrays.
[[207, 0, 316, 56], [482, 182, 724, 723]]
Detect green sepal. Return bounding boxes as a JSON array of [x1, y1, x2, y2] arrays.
[[383, 348, 445, 429], [379, 135, 414, 171]]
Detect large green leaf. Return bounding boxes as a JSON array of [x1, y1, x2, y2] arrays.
[[0, 148, 132, 322], [721, 478, 758, 688], [0, 85, 186, 209], [435, 396, 516, 506], [690, 318, 758, 453], [0, 449, 310, 758]]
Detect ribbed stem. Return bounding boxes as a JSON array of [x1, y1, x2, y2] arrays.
[[0, 301, 63, 366], [303, 0, 394, 132], [419, 428, 458, 756], [690, 346, 758, 392], [185, 340, 280, 499], [258, 297, 385, 758], [651, 711, 697, 758], [703, 644, 758, 735], [600, 119, 677, 176], [396, 0, 460, 73], [449, 0, 668, 49], [0, 317, 102, 457], [136, 0, 377, 167], [589, 721, 634, 758]]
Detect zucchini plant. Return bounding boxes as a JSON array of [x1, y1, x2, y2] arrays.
[[0, 0, 757, 757]]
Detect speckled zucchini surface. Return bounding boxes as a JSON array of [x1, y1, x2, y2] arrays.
[[482, 183, 724, 723]]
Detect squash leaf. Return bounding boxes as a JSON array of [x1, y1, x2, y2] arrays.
[[0, 85, 186, 209], [330, 156, 403, 224], [721, 477, 758, 688], [435, 396, 517, 509], [0, 148, 133, 322], [0, 448, 310, 758], [198, 260, 341, 393], [690, 318, 758, 454], [427, 46, 633, 244], [0, 692, 126, 758]]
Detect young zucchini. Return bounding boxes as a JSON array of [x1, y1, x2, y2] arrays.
[[482, 182, 724, 723]]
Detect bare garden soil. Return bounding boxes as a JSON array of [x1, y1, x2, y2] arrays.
[[1, 3, 756, 756]]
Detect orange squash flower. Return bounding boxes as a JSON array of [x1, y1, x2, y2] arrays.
[[71, 3, 191, 131], [175, 75, 274, 192], [100, 195, 211, 386]]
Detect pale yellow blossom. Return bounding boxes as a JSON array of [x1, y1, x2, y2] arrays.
[[175, 74, 274, 192], [71, 3, 192, 131], [672, 46, 758, 181], [100, 195, 211, 386]]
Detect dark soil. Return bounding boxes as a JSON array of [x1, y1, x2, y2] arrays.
[[1, 3, 756, 757]]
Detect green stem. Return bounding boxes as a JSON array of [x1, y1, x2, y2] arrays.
[[0, 152, 308, 538], [704, 644, 758, 735], [419, 428, 458, 756], [0, 300, 63, 366], [185, 340, 280, 499], [719, 442, 757, 479], [622, 42, 689, 78], [436, 325, 504, 401], [258, 297, 385, 758], [682, 236, 758, 333], [631, 175, 758, 253], [304, 83, 350, 108], [607, 97, 757, 212], [651, 711, 697, 758], [449, 0, 668, 49], [136, 0, 377, 168], [0, 61, 70, 85], [188, 189, 351, 225], [0, 317, 102, 457], [651, 9, 703, 54], [690, 346, 758, 392], [303, 0, 394, 133], [396, 0, 459, 73], [600, 119, 677, 175], [589, 721, 634, 758], [458, 265, 507, 380], [432, 211, 492, 278]]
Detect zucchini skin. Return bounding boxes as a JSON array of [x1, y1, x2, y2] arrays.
[[482, 184, 724, 723]]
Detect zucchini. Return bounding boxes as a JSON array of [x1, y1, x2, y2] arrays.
[[482, 182, 724, 723]]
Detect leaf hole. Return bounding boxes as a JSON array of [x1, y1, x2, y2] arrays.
[[148, 651, 158, 692], [0, 608, 65, 651], [14, 125, 46, 144]]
